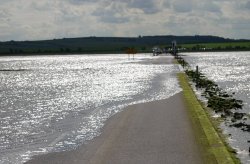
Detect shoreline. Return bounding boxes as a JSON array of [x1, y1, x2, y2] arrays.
[[25, 56, 204, 164], [1, 50, 250, 57], [178, 73, 238, 163], [25, 56, 236, 164], [22, 55, 236, 164], [176, 52, 249, 163], [23, 55, 237, 163], [26, 93, 203, 164]]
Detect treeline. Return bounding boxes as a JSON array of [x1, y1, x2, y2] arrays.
[[0, 35, 249, 55]]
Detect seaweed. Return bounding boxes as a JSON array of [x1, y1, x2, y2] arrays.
[[177, 56, 244, 118]]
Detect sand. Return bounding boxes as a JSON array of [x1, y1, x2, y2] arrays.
[[26, 56, 203, 164]]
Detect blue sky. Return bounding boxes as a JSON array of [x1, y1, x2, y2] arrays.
[[0, 0, 250, 41]]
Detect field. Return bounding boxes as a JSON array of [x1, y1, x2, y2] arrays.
[[180, 42, 250, 51]]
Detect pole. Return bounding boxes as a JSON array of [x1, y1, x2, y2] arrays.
[[196, 66, 199, 83]]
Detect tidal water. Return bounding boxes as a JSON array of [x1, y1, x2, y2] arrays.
[[183, 51, 250, 163], [0, 54, 181, 164]]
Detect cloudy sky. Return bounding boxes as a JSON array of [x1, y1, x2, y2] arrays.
[[0, 0, 250, 41]]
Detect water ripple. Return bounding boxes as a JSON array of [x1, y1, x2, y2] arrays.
[[184, 51, 250, 164], [0, 54, 181, 164]]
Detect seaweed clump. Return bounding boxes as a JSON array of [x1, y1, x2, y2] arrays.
[[176, 56, 244, 119]]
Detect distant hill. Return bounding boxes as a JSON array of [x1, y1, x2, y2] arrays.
[[0, 35, 249, 55]]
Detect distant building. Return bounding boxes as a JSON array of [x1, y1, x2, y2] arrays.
[[171, 41, 177, 55], [152, 46, 162, 56]]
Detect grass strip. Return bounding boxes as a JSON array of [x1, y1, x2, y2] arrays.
[[178, 73, 237, 164]]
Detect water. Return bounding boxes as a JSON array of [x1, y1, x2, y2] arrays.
[[0, 54, 181, 164], [183, 51, 250, 163]]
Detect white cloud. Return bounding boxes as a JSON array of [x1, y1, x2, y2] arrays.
[[246, 1, 250, 9], [125, 0, 161, 14], [92, 2, 130, 24], [172, 0, 193, 13], [0, 0, 249, 41]]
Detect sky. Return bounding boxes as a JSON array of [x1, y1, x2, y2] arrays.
[[0, 0, 250, 41]]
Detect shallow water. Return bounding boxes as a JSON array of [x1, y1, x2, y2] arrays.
[[0, 54, 181, 164], [183, 51, 250, 163]]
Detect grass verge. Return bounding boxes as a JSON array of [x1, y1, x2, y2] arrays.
[[178, 73, 240, 164]]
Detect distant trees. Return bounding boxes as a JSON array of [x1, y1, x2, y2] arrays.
[[65, 48, 71, 53], [9, 48, 13, 54], [1, 36, 250, 55], [141, 46, 146, 51], [77, 47, 82, 52], [8, 48, 23, 54]]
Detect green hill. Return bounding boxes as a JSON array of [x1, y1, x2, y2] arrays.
[[0, 35, 249, 55]]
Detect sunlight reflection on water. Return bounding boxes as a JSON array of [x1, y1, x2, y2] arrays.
[[183, 51, 250, 164], [0, 54, 181, 164]]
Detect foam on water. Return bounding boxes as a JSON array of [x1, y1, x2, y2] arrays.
[[183, 51, 250, 164], [0, 54, 181, 164]]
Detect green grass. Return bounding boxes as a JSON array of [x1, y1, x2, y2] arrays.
[[180, 42, 250, 50], [178, 73, 240, 164]]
